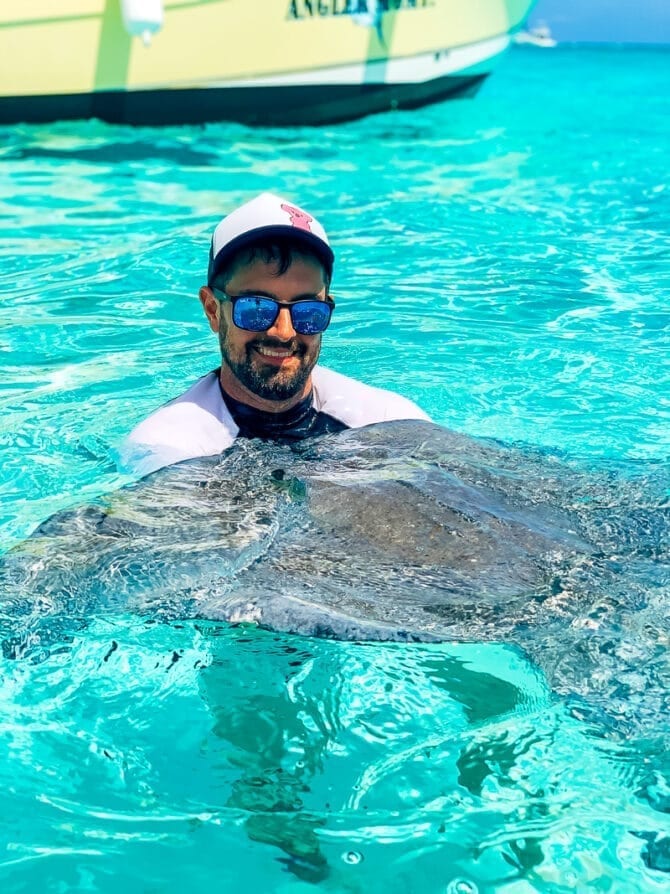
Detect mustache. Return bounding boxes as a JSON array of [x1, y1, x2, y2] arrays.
[[249, 338, 306, 355]]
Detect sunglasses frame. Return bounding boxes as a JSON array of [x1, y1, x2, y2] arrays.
[[212, 288, 335, 335]]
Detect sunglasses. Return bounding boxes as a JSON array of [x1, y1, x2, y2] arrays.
[[212, 289, 335, 335]]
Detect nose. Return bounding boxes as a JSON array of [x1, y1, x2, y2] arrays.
[[266, 306, 296, 341]]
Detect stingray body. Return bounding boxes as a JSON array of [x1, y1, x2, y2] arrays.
[[1, 420, 668, 725]]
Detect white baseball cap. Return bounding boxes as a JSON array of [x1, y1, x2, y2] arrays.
[[207, 192, 334, 286]]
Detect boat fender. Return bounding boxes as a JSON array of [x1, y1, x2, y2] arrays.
[[120, 0, 164, 46], [351, 0, 383, 42]]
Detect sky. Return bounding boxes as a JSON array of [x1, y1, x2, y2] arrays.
[[529, 0, 670, 43]]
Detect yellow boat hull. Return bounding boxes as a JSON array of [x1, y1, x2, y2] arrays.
[[0, 0, 536, 124]]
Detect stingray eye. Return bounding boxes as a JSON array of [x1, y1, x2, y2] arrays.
[[271, 469, 286, 482]]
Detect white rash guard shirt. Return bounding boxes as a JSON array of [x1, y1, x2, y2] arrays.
[[117, 365, 431, 477]]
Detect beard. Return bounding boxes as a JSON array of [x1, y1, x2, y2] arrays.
[[219, 324, 319, 402]]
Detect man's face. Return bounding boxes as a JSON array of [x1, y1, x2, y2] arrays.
[[200, 254, 328, 410]]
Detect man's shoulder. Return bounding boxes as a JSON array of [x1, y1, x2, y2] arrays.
[[312, 366, 431, 428], [116, 371, 237, 476]]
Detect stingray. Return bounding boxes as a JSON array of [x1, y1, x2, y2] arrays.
[[1, 420, 668, 728]]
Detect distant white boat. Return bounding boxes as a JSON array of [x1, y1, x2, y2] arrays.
[[513, 23, 557, 48]]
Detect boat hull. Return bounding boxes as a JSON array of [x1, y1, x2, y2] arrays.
[[0, 1, 536, 125], [0, 72, 487, 126]]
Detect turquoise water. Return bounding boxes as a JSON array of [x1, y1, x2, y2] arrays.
[[1, 44, 669, 891]]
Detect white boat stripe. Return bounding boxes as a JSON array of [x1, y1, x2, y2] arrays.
[[173, 34, 510, 91]]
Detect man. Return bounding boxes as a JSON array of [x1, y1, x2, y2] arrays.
[[119, 192, 430, 476]]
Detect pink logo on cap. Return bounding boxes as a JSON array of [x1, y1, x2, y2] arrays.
[[281, 203, 313, 232]]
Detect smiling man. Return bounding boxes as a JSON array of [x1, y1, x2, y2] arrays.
[[120, 193, 430, 476]]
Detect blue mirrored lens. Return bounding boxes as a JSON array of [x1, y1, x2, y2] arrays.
[[290, 302, 332, 335], [233, 297, 278, 331]]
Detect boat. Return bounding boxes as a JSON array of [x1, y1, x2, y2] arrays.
[[0, 0, 539, 126], [513, 22, 557, 48]]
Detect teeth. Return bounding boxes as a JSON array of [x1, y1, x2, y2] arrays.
[[257, 346, 292, 358]]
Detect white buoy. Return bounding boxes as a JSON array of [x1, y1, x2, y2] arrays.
[[120, 0, 164, 46]]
